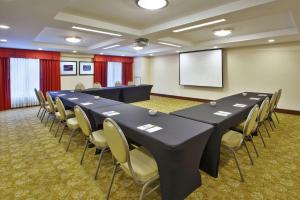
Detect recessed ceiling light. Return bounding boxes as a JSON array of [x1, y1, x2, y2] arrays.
[[99, 53, 104, 55], [213, 29, 232, 37], [149, 54, 153, 56], [38, 48, 43, 50], [0, 39, 8, 43], [0, 25, 10, 29], [213, 46, 218, 49], [268, 39, 275, 43], [72, 26, 122, 37], [173, 19, 226, 33], [176, 50, 180, 53], [72, 50, 77, 53], [158, 42, 182, 48], [136, 0, 168, 10], [102, 44, 120, 50], [65, 36, 81, 43], [133, 46, 144, 51]]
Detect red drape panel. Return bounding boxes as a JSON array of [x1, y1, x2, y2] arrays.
[[0, 48, 60, 60], [94, 55, 133, 63], [122, 62, 133, 85], [94, 62, 108, 87], [40, 60, 61, 96], [0, 58, 11, 111]]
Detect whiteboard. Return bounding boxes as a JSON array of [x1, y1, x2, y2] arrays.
[[179, 49, 223, 87]]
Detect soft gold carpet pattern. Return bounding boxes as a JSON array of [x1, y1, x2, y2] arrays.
[[0, 96, 299, 200]]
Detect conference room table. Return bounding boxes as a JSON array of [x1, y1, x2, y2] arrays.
[[49, 90, 214, 200], [171, 92, 273, 178]]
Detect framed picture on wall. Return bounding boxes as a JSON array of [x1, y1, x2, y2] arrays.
[[60, 61, 77, 76], [79, 62, 94, 75]]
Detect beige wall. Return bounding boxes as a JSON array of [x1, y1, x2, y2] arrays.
[[60, 53, 94, 90], [133, 43, 300, 111]]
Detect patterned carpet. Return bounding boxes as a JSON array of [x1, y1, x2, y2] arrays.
[[0, 96, 299, 200]]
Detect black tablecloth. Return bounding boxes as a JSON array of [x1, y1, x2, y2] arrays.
[[91, 104, 213, 200], [171, 92, 272, 177], [49, 91, 214, 200], [81, 84, 153, 103]]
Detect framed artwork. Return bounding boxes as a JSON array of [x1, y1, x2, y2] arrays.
[[60, 61, 77, 76], [79, 61, 94, 75]]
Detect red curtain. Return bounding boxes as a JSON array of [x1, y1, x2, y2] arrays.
[[94, 55, 133, 63], [94, 62, 108, 87], [122, 62, 133, 85], [0, 58, 11, 111], [0, 48, 60, 60], [40, 60, 61, 95]]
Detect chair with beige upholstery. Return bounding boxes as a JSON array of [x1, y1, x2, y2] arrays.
[[115, 81, 122, 86], [257, 97, 272, 141], [104, 118, 159, 200], [273, 89, 282, 123], [37, 91, 48, 122], [74, 105, 109, 179], [34, 88, 42, 118], [45, 93, 57, 128], [268, 91, 278, 130], [221, 105, 259, 182], [54, 98, 80, 152], [75, 82, 85, 91], [93, 82, 102, 88]]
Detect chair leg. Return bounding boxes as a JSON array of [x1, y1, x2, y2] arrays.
[[267, 119, 274, 131], [263, 121, 271, 137], [243, 141, 254, 165], [249, 136, 259, 158], [58, 124, 66, 143], [274, 111, 280, 123], [45, 113, 50, 126], [106, 164, 118, 200], [49, 117, 56, 132], [41, 109, 46, 122], [257, 127, 266, 147], [271, 118, 276, 128], [94, 147, 107, 180], [231, 149, 244, 182], [37, 107, 41, 117], [54, 121, 61, 137], [80, 139, 89, 165], [66, 129, 77, 152]]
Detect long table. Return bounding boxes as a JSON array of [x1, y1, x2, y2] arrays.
[[171, 92, 272, 177], [49, 91, 214, 200], [81, 84, 153, 103]]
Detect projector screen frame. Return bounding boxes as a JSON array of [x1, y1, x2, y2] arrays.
[[179, 48, 224, 88]]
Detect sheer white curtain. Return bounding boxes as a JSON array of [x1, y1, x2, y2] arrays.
[[10, 58, 40, 108], [107, 62, 122, 87]]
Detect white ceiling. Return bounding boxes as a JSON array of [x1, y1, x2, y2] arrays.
[[1, 0, 300, 57]]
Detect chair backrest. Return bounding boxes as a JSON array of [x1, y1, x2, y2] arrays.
[[34, 88, 40, 105], [269, 91, 278, 112], [74, 106, 92, 137], [46, 93, 55, 113], [93, 82, 102, 88], [55, 97, 67, 121], [243, 104, 259, 136], [38, 91, 46, 108], [275, 88, 282, 108], [115, 81, 122, 86], [75, 82, 85, 91], [258, 97, 270, 123]]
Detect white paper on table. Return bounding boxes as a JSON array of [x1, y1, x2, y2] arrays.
[[80, 102, 93, 106], [51, 92, 58, 94], [258, 94, 268, 97], [214, 111, 232, 116], [233, 103, 247, 108], [58, 94, 66, 96], [146, 126, 163, 133], [137, 124, 155, 131], [68, 98, 78, 100], [102, 111, 120, 116], [249, 97, 260, 101]]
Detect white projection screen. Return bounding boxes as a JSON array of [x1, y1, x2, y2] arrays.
[[179, 49, 223, 87]]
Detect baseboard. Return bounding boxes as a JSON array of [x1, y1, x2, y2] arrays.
[[151, 92, 300, 115]]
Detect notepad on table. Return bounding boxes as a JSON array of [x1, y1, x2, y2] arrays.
[[214, 111, 232, 117], [233, 103, 247, 108], [102, 111, 120, 116], [258, 94, 268, 97], [58, 94, 66, 96], [249, 97, 260, 101], [68, 98, 78, 100], [137, 124, 155, 131], [80, 102, 93, 106], [146, 126, 163, 133]]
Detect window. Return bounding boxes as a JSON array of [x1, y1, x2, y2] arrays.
[[107, 62, 122, 87], [10, 58, 40, 108]]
